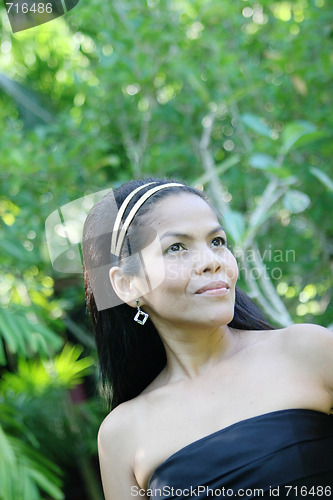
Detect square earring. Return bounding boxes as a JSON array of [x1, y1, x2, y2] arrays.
[[134, 300, 149, 325]]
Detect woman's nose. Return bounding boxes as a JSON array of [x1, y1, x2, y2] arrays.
[[194, 248, 222, 274]]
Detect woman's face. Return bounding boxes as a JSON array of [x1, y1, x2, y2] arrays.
[[135, 193, 238, 329]]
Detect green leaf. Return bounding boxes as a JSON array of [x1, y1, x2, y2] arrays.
[[21, 468, 39, 500], [292, 130, 330, 149], [0, 308, 27, 355], [0, 308, 19, 354], [0, 338, 6, 365], [0, 73, 53, 126], [283, 190, 311, 213], [28, 468, 64, 500], [0, 308, 62, 363], [310, 167, 333, 192], [280, 121, 316, 154], [6, 436, 64, 500], [241, 114, 273, 138], [223, 210, 246, 243], [194, 155, 241, 185], [249, 153, 276, 170], [0, 425, 16, 466], [266, 166, 293, 179], [54, 344, 93, 387], [29, 321, 63, 352]]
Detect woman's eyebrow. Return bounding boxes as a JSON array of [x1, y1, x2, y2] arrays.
[[160, 225, 225, 241]]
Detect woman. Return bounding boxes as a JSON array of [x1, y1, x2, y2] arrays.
[[82, 178, 333, 499]]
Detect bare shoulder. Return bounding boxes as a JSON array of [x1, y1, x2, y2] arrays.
[[279, 322, 333, 352], [98, 399, 148, 500], [98, 400, 134, 449], [278, 323, 333, 403]]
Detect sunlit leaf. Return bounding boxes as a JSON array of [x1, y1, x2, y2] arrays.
[[241, 114, 273, 138], [249, 153, 277, 170], [283, 190, 311, 213]]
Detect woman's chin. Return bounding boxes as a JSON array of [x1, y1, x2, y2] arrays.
[[186, 310, 235, 328]]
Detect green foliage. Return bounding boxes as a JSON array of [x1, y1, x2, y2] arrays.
[[0, 424, 64, 500], [0, 0, 333, 497], [0, 345, 101, 500], [0, 306, 63, 364], [1, 344, 93, 392], [241, 114, 274, 139]]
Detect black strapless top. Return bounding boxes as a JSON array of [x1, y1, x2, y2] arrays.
[[147, 409, 333, 498]]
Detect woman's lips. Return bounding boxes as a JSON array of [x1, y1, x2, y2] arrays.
[[197, 287, 229, 296], [195, 281, 230, 295]]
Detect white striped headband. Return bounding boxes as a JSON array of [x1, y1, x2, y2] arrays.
[[110, 182, 185, 257]]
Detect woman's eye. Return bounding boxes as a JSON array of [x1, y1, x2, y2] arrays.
[[166, 243, 185, 253], [211, 236, 227, 247]]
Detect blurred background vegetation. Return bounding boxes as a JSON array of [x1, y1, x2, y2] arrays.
[[0, 0, 332, 498]]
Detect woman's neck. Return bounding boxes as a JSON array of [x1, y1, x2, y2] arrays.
[[153, 321, 240, 381]]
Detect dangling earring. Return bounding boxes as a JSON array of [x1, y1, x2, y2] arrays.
[[134, 300, 149, 325]]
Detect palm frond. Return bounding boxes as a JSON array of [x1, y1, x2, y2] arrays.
[[0, 307, 63, 364], [0, 425, 64, 500]]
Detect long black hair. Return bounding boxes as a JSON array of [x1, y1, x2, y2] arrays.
[[82, 177, 275, 411]]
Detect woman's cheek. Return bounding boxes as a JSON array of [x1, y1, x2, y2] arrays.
[[226, 252, 239, 283], [164, 260, 187, 284], [142, 253, 166, 292]]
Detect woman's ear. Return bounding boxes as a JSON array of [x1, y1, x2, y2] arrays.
[[109, 266, 141, 307]]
